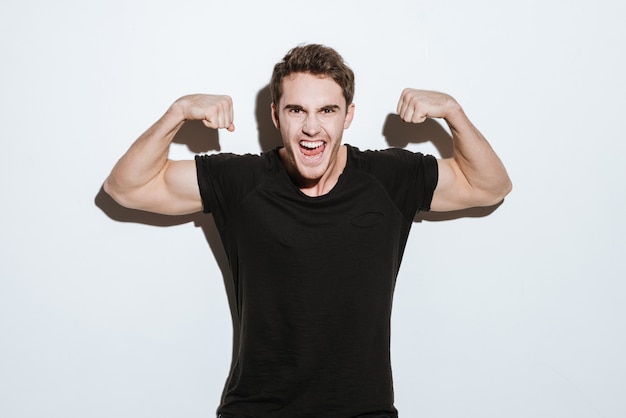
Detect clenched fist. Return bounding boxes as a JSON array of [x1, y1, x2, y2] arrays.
[[173, 94, 235, 132], [396, 88, 460, 124]]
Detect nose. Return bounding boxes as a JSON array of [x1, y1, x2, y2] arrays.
[[302, 113, 320, 135]]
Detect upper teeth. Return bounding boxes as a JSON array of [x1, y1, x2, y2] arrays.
[[301, 141, 324, 149]]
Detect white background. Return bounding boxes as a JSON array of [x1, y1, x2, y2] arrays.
[[1, 1, 625, 417]]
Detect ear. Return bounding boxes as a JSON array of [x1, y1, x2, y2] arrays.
[[343, 103, 356, 129], [271, 103, 280, 129]]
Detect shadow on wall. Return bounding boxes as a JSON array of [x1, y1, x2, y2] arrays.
[[95, 85, 282, 380], [94, 110, 228, 264], [256, 85, 283, 151], [382, 113, 503, 222], [94, 187, 240, 380], [94, 98, 245, 401]]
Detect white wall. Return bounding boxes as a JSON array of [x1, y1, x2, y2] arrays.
[[1, 0, 625, 417]]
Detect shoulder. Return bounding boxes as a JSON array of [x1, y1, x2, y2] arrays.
[[194, 148, 283, 214], [195, 150, 267, 167], [195, 148, 280, 177], [194, 148, 282, 191], [346, 144, 437, 173], [344, 144, 439, 216]]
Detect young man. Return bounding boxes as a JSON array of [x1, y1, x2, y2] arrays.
[[104, 44, 511, 418]]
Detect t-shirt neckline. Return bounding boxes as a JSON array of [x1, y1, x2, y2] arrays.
[[271, 144, 353, 200]]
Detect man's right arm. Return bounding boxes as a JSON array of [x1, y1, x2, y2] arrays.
[[103, 94, 235, 215]]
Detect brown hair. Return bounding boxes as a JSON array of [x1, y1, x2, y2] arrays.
[[270, 44, 355, 107]]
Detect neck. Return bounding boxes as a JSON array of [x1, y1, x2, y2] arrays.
[[280, 145, 347, 197]]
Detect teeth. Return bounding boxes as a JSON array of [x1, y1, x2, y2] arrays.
[[300, 140, 324, 149]]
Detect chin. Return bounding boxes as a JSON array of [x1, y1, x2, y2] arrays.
[[295, 166, 326, 183]]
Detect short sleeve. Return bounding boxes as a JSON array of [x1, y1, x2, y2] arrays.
[[348, 146, 439, 220], [195, 153, 264, 215]]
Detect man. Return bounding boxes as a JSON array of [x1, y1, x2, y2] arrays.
[[104, 44, 511, 418]]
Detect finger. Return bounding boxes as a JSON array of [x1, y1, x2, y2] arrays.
[[396, 96, 404, 116], [396, 90, 409, 118], [201, 118, 235, 132], [204, 105, 224, 129], [214, 101, 225, 128], [221, 97, 234, 129], [399, 100, 416, 123], [410, 107, 427, 123], [229, 99, 234, 127], [398, 90, 419, 122]]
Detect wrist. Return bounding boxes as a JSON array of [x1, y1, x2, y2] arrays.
[[443, 98, 467, 126], [167, 97, 190, 122]]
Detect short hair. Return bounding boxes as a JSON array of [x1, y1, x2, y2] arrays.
[[270, 44, 355, 108]]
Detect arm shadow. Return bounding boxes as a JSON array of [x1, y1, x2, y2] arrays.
[[172, 119, 221, 153], [95, 187, 239, 369], [382, 113, 454, 158], [95, 116, 240, 388], [416, 201, 503, 222], [96, 89, 285, 404], [381, 113, 504, 222]]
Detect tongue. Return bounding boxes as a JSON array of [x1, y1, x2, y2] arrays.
[[301, 143, 325, 157]]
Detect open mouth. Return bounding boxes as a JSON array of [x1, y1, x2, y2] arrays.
[[299, 140, 326, 158]]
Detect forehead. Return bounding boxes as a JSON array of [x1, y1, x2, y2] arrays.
[[280, 72, 345, 107]]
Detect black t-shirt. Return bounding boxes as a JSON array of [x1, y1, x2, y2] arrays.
[[195, 144, 438, 418]]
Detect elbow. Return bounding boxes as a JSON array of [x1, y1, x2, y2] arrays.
[[483, 176, 513, 207], [103, 176, 137, 210], [465, 174, 512, 208], [102, 177, 117, 200], [103, 177, 123, 205], [499, 174, 513, 201], [503, 177, 513, 199]]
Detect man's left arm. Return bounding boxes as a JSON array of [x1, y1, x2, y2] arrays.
[[397, 88, 512, 212]]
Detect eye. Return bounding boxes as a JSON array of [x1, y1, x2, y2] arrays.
[[322, 107, 335, 114]]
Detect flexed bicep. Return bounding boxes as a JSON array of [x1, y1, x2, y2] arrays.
[[430, 158, 475, 212], [104, 94, 237, 215]]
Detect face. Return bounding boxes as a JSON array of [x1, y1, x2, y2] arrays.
[[272, 72, 355, 189]]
